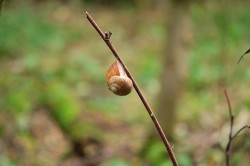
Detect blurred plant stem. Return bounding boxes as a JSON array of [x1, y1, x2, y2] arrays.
[[156, 0, 193, 140]]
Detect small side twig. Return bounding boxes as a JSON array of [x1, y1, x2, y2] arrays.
[[237, 48, 250, 64], [85, 12, 178, 166], [224, 89, 250, 166], [231, 125, 250, 139]]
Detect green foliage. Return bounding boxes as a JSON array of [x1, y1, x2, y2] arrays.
[[178, 154, 192, 166], [138, 52, 161, 85], [42, 82, 81, 129], [0, 157, 18, 166], [81, 0, 157, 10], [143, 141, 171, 166], [189, 2, 250, 89], [245, 138, 250, 148], [1, 75, 37, 117], [143, 140, 193, 166], [4, 91, 32, 115], [0, 2, 88, 143], [0, 7, 63, 57], [68, 120, 101, 140], [101, 158, 130, 166]]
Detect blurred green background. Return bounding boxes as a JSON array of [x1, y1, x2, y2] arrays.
[[0, 0, 250, 166]]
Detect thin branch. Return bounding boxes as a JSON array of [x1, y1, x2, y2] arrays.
[[224, 89, 233, 166], [85, 12, 178, 166], [224, 89, 232, 117], [224, 89, 250, 166]]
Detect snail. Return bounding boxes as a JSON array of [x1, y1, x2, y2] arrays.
[[106, 61, 133, 96]]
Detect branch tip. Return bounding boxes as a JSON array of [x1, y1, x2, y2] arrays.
[[237, 48, 250, 64]]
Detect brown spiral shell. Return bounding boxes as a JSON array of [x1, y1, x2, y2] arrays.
[[106, 61, 133, 96]]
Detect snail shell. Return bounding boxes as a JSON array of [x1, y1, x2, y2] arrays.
[[106, 61, 133, 96]]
